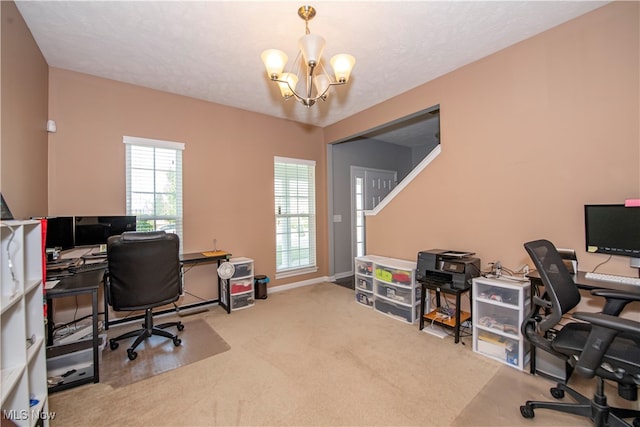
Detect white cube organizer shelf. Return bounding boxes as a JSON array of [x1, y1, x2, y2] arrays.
[[1, 220, 50, 426], [355, 255, 421, 324], [228, 257, 255, 311], [472, 276, 531, 370]]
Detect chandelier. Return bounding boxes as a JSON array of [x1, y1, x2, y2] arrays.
[[261, 5, 356, 108]]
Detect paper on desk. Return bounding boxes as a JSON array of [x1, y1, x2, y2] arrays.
[[202, 250, 228, 257], [45, 280, 60, 290]]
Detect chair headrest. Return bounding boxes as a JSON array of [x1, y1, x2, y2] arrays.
[[121, 231, 167, 241]]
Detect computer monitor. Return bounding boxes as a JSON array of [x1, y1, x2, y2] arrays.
[[45, 216, 74, 251], [74, 216, 136, 247], [584, 204, 640, 265]]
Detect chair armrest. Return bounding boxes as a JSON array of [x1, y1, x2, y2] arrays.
[[573, 312, 640, 335], [591, 288, 640, 316], [571, 312, 640, 378]]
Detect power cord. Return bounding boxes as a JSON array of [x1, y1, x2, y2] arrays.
[[590, 255, 612, 273], [4, 224, 19, 297]]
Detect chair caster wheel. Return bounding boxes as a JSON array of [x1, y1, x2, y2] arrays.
[[550, 387, 565, 399], [127, 349, 137, 360], [520, 404, 535, 419], [109, 340, 119, 350], [177, 323, 184, 331], [173, 337, 182, 346]]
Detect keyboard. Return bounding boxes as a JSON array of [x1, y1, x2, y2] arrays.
[[584, 272, 640, 286], [68, 261, 108, 274]]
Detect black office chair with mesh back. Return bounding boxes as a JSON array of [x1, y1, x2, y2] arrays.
[[105, 231, 184, 360], [520, 239, 640, 427]]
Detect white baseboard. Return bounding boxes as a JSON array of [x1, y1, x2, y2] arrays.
[[334, 271, 354, 280], [269, 276, 333, 294]]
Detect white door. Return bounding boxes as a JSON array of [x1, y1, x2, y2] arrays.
[[364, 169, 396, 210], [351, 167, 397, 259]]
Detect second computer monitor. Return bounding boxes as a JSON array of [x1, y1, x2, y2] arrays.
[[74, 216, 136, 247], [45, 216, 75, 250]]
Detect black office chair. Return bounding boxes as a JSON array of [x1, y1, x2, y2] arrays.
[[105, 231, 184, 360], [520, 239, 640, 427]]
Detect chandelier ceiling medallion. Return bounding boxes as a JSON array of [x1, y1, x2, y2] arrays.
[[261, 5, 356, 108]]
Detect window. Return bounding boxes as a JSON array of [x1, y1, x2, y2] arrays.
[[123, 136, 184, 246], [274, 156, 317, 278]]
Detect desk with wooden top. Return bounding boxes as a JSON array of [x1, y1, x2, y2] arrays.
[[180, 250, 232, 313], [45, 250, 231, 392], [104, 250, 233, 328]]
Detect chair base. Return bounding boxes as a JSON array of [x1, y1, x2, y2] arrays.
[[520, 378, 640, 427], [109, 308, 184, 360]]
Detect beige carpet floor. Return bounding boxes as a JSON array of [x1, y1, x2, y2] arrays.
[[47, 282, 639, 426], [101, 318, 230, 388]]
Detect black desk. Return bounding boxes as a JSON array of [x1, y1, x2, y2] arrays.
[[103, 250, 233, 329], [180, 251, 232, 313], [418, 280, 472, 343], [45, 269, 102, 393], [527, 270, 640, 378]]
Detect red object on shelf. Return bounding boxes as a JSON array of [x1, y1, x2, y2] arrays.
[[392, 272, 411, 283], [231, 283, 252, 294], [40, 218, 48, 317]]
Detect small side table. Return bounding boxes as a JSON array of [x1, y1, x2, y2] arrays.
[[419, 280, 472, 343]]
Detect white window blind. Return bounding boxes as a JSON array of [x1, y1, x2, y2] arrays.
[[123, 136, 184, 246], [274, 156, 317, 277]]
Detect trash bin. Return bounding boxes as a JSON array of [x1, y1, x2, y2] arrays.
[[254, 275, 269, 299]]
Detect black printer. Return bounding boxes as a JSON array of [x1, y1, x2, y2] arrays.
[[416, 249, 480, 289]]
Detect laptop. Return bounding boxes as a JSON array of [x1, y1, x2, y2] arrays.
[[1, 193, 14, 220]]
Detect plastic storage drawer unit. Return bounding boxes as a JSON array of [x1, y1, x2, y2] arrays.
[[375, 282, 419, 305], [231, 278, 253, 295], [231, 258, 253, 278], [374, 299, 417, 324]]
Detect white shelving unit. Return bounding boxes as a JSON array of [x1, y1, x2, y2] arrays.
[[1, 220, 49, 426], [354, 255, 381, 308], [472, 276, 531, 370], [355, 255, 421, 324], [228, 257, 254, 311]]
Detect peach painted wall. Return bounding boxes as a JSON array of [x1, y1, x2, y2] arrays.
[[325, 2, 639, 280], [48, 68, 328, 320], [0, 1, 48, 219]]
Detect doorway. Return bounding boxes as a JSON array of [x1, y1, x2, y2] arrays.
[[328, 104, 440, 279], [351, 166, 397, 259]]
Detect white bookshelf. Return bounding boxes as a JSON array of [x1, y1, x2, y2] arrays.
[[1, 220, 49, 426]]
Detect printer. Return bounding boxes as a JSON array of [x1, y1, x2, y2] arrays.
[[416, 249, 481, 289]]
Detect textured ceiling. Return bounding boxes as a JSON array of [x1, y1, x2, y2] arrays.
[[16, 1, 608, 128]]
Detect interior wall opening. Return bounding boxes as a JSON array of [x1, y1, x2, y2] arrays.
[[329, 105, 441, 279]]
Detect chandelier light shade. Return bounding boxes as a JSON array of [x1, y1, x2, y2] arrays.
[[261, 49, 288, 77], [261, 5, 356, 108]]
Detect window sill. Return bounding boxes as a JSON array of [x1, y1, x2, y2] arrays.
[[275, 266, 319, 280]]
